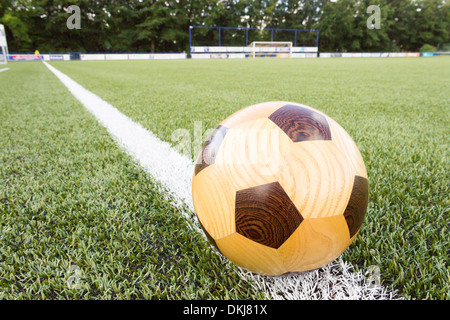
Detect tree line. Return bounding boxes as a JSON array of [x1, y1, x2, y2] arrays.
[[0, 0, 449, 53]]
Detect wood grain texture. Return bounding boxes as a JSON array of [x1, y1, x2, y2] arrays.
[[268, 104, 331, 143], [216, 233, 287, 276], [220, 101, 288, 129], [327, 117, 368, 179], [235, 182, 304, 249], [195, 125, 228, 176], [198, 219, 222, 254], [278, 141, 355, 219], [278, 215, 352, 272], [192, 101, 369, 275], [214, 118, 292, 179], [192, 163, 238, 239], [344, 175, 369, 238], [192, 118, 290, 243]]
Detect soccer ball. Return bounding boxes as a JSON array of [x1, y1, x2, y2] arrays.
[[192, 101, 368, 276]]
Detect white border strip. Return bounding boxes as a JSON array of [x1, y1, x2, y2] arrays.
[[80, 53, 187, 61], [0, 67, 9, 72], [42, 61, 398, 300]]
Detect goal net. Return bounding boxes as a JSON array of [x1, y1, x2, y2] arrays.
[[250, 41, 292, 58]]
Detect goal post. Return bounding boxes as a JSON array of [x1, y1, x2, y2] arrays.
[[0, 24, 9, 64], [250, 41, 293, 59]]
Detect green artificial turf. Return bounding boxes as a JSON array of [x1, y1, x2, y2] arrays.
[[49, 57, 450, 299], [0, 62, 266, 299]]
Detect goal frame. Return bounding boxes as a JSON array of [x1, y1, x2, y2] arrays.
[[189, 26, 319, 59], [251, 41, 293, 59]]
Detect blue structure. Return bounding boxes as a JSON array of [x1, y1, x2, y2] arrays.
[[189, 26, 319, 49]]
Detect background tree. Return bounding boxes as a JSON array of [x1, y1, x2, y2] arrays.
[[0, 0, 448, 53]]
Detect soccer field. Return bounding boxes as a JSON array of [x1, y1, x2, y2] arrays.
[[0, 57, 449, 300]]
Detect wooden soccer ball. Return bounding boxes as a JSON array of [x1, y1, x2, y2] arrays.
[[192, 101, 368, 276]]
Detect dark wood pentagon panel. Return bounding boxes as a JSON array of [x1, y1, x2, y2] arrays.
[[344, 175, 369, 238], [268, 104, 331, 143], [235, 182, 304, 249], [194, 125, 229, 176]]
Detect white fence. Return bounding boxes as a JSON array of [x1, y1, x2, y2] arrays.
[[190, 46, 318, 53], [8, 52, 187, 61], [7, 51, 431, 61], [189, 47, 424, 59], [319, 52, 420, 58], [42, 54, 71, 61], [80, 53, 187, 60], [190, 46, 318, 59]]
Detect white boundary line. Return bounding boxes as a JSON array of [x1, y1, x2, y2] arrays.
[[42, 61, 398, 300], [0, 67, 10, 72]]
